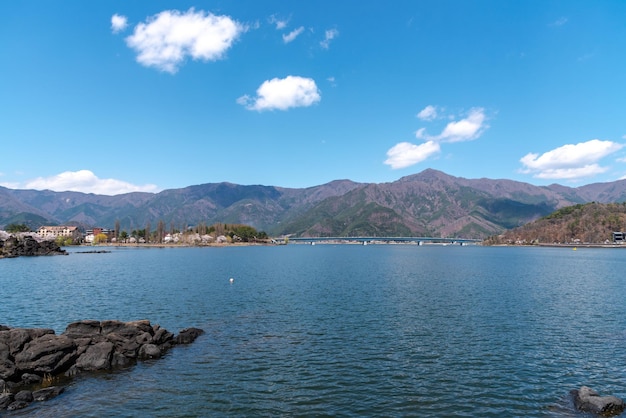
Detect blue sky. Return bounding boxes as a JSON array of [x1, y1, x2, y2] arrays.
[[2, 1, 626, 195]]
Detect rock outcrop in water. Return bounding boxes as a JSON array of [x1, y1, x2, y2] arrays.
[[0, 320, 204, 412], [571, 386, 625, 416], [0, 232, 67, 259]]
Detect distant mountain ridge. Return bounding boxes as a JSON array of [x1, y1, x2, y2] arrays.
[[3, 169, 626, 239]]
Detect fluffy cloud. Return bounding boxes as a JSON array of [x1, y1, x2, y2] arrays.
[[416, 108, 487, 143], [283, 26, 305, 43], [385, 107, 488, 170], [520, 139, 624, 180], [416, 105, 438, 121], [21, 170, 159, 195], [125, 9, 246, 73], [111, 14, 128, 34], [237, 76, 321, 111], [320, 28, 339, 49], [384, 141, 440, 169]]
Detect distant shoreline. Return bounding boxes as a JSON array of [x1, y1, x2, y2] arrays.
[[77, 241, 626, 249], [77, 242, 273, 249], [488, 243, 626, 249]]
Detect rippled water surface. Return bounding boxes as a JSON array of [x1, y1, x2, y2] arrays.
[[2, 245, 626, 417]]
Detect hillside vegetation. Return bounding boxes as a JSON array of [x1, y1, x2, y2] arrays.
[[484, 202, 626, 245]]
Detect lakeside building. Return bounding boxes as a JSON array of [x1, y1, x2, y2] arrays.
[[37, 226, 81, 242], [84, 227, 115, 244]]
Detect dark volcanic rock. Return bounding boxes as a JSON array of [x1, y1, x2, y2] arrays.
[[75, 341, 114, 371], [175, 327, 205, 344], [14, 334, 77, 375], [0, 328, 55, 356], [152, 326, 174, 346], [7, 400, 29, 410], [0, 393, 14, 409], [0, 320, 203, 412], [0, 234, 67, 258], [32, 386, 65, 402], [14, 390, 33, 403], [138, 343, 161, 359], [572, 386, 625, 416], [21, 373, 41, 384], [0, 343, 17, 380], [62, 319, 102, 339]]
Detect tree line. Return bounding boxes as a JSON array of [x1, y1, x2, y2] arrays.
[[3, 221, 269, 245]]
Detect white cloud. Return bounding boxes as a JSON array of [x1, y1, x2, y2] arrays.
[[320, 28, 338, 49], [417, 105, 438, 121], [384, 141, 440, 169], [520, 139, 624, 180], [269, 15, 289, 30], [416, 107, 487, 143], [19, 170, 159, 195], [0, 181, 20, 189], [529, 165, 608, 180], [550, 17, 568, 27], [111, 14, 128, 34], [283, 26, 305, 43], [384, 107, 488, 170], [125, 9, 246, 73], [237, 76, 321, 111]]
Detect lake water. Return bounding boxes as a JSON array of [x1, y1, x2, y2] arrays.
[[2, 244, 626, 417]]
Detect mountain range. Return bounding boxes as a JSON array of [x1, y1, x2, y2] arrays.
[[3, 169, 626, 239]]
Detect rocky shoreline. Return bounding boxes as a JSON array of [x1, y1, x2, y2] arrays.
[[0, 233, 67, 259], [0, 320, 203, 412], [571, 386, 625, 416]]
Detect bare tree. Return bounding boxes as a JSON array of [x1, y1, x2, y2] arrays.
[[145, 221, 151, 244], [157, 220, 165, 243]]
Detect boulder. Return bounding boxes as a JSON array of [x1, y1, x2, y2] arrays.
[[110, 352, 133, 368], [0, 394, 14, 409], [32, 386, 65, 402], [75, 341, 114, 371], [20, 373, 41, 385], [101, 320, 153, 339], [7, 400, 29, 410], [0, 235, 66, 258], [0, 342, 16, 380], [106, 332, 141, 358], [136, 331, 153, 345], [14, 334, 77, 375], [0, 328, 55, 356], [138, 344, 161, 359], [572, 386, 625, 416], [62, 320, 102, 339], [0, 320, 203, 412], [152, 327, 174, 346], [175, 327, 204, 344], [14, 390, 33, 403]]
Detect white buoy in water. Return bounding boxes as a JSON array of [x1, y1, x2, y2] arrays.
[[229, 278, 234, 284]]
